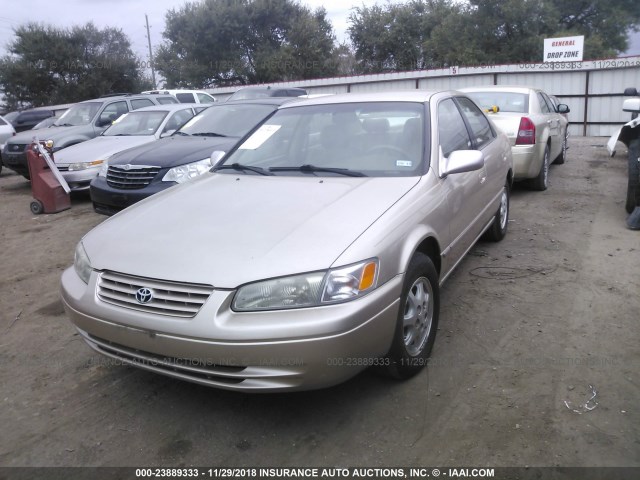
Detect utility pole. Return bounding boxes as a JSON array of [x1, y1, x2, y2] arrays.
[[145, 14, 157, 88]]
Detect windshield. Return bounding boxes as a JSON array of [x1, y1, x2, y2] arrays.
[[55, 102, 101, 126], [3, 111, 19, 123], [227, 89, 273, 101], [177, 104, 276, 137], [103, 111, 168, 136], [221, 102, 426, 177], [466, 92, 529, 114]]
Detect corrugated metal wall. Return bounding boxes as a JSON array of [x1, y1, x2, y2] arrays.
[[208, 57, 640, 136]]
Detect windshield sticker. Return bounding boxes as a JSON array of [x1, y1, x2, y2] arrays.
[[396, 160, 413, 167], [238, 125, 281, 150]]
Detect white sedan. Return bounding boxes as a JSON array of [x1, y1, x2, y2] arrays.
[[0, 114, 17, 175], [54, 104, 207, 190]]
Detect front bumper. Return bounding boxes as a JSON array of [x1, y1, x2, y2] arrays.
[[61, 267, 402, 392], [1, 147, 29, 178], [90, 175, 173, 215], [59, 167, 101, 191]]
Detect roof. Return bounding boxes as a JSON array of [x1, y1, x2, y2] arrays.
[[279, 90, 437, 108], [459, 85, 539, 94], [123, 103, 202, 113]]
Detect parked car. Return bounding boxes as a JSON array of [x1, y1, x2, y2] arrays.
[[227, 86, 308, 101], [6, 103, 73, 133], [54, 104, 205, 191], [461, 86, 569, 190], [142, 89, 216, 104], [90, 97, 295, 215], [0, 115, 17, 175], [2, 94, 176, 179], [62, 91, 513, 392], [606, 87, 640, 227]]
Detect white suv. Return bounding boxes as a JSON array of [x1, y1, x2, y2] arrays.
[[142, 89, 216, 104]]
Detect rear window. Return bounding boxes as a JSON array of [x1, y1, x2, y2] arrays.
[[467, 92, 529, 114], [175, 93, 196, 103]]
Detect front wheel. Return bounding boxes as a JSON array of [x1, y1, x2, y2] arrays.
[[483, 182, 510, 242], [384, 253, 439, 379]]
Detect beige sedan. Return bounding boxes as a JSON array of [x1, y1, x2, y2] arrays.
[[461, 86, 570, 190], [61, 91, 513, 392]]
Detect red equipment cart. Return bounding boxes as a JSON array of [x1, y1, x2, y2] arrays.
[[26, 141, 71, 214]]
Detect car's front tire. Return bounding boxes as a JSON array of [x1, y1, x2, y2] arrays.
[[384, 253, 439, 379]]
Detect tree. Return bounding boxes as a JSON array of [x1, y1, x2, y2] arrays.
[[0, 22, 151, 110], [347, 0, 640, 72], [155, 0, 339, 87]]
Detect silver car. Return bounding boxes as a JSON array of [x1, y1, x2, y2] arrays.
[[61, 91, 513, 392], [460, 86, 569, 190]]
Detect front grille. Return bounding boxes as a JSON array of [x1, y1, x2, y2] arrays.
[[57, 165, 69, 172], [106, 165, 160, 189], [97, 271, 213, 318]]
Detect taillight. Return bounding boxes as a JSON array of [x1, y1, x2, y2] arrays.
[[515, 117, 536, 145]]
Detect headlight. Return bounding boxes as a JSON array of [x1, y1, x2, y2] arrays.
[[162, 158, 211, 183], [97, 159, 109, 177], [74, 242, 92, 284], [68, 160, 104, 171], [233, 259, 378, 311], [44, 139, 54, 149]]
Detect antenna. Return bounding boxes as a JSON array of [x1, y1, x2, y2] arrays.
[[145, 14, 157, 88]]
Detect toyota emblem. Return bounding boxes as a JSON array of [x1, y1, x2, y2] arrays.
[[135, 287, 153, 304]]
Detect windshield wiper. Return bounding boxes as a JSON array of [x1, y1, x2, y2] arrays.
[[172, 131, 190, 136], [269, 164, 366, 177], [213, 163, 273, 176], [113, 133, 131, 136], [56, 123, 76, 127], [191, 132, 228, 137]]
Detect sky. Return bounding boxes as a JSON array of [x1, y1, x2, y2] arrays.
[[0, 0, 639, 74]]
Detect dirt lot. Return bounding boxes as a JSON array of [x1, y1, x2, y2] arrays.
[[0, 136, 638, 470]]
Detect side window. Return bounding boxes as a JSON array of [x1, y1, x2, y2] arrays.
[[537, 92, 551, 113], [197, 93, 215, 103], [156, 96, 178, 105], [541, 92, 556, 112], [131, 98, 155, 110], [456, 97, 494, 149], [176, 93, 195, 103], [438, 98, 472, 157], [98, 101, 128, 126], [163, 109, 195, 133]]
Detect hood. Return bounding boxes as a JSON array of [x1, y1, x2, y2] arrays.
[[7, 125, 87, 144], [84, 173, 419, 287], [54, 136, 155, 165], [108, 135, 237, 168]]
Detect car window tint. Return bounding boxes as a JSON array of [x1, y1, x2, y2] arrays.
[[197, 93, 215, 103], [541, 92, 556, 112], [156, 96, 178, 105], [131, 98, 155, 110], [456, 97, 494, 149], [438, 98, 471, 157], [163, 109, 195, 133], [537, 92, 551, 113], [98, 101, 129, 125], [176, 93, 195, 103], [467, 92, 529, 113]]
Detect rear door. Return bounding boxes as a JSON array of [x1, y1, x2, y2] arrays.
[[536, 91, 561, 158]]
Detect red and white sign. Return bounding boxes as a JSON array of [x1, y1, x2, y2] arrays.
[[543, 35, 584, 62]]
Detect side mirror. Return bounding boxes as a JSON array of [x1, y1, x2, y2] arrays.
[[557, 104, 570, 114], [441, 150, 484, 177], [209, 150, 226, 166], [623, 87, 638, 96], [622, 98, 640, 113], [160, 129, 175, 138]]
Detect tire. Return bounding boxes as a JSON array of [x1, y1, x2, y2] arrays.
[[529, 144, 550, 191], [554, 128, 568, 165], [384, 253, 440, 380], [483, 181, 510, 242], [30, 200, 44, 215], [626, 139, 640, 214]]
